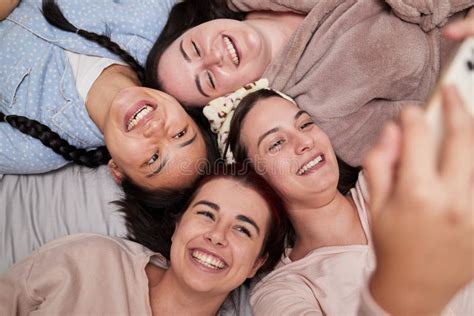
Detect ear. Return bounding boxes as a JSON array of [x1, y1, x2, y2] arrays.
[[248, 254, 268, 278], [108, 160, 123, 184]]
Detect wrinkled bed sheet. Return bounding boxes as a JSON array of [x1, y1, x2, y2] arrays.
[[0, 165, 126, 273]]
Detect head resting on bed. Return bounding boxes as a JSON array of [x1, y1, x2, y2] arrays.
[[145, 0, 296, 107], [0, 0, 220, 191], [116, 163, 289, 276]]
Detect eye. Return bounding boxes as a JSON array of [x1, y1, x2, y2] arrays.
[[234, 225, 252, 238], [147, 152, 159, 165], [173, 127, 187, 139], [197, 210, 215, 220], [207, 71, 216, 89], [269, 139, 284, 153], [192, 40, 201, 57], [300, 121, 314, 130]]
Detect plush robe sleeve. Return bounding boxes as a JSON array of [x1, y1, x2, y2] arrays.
[[285, 1, 432, 166], [227, 0, 317, 14], [0, 251, 42, 315], [385, 0, 474, 31]]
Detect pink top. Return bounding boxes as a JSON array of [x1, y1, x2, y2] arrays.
[[251, 173, 375, 315], [251, 172, 474, 315], [0, 234, 161, 315], [0, 233, 252, 315]]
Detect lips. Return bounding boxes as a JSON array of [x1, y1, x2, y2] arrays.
[[124, 100, 156, 132], [297, 154, 325, 175], [191, 248, 227, 270], [223, 35, 240, 66]]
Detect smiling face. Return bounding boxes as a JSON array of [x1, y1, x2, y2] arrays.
[[103, 87, 207, 190], [239, 97, 340, 209], [169, 177, 270, 295], [158, 19, 272, 106]]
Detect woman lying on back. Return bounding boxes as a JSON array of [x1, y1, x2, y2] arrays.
[[0, 165, 288, 315], [225, 85, 473, 315], [148, 0, 473, 166], [0, 0, 218, 191]]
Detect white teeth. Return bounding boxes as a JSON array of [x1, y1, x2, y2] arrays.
[[127, 105, 153, 131], [223, 36, 239, 66], [297, 155, 323, 175], [192, 250, 225, 270]]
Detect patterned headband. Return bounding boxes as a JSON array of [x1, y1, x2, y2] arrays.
[[202, 78, 296, 163]]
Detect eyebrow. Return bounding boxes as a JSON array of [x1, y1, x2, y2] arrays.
[[179, 39, 210, 98], [179, 40, 191, 62], [179, 132, 197, 148], [195, 76, 210, 97], [236, 214, 260, 235], [147, 156, 169, 178], [145, 131, 197, 178], [193, 200, 260, 235], [257, 127, 279, 148], [295, 110, 309, 120], [256, 110, 311, 148], [193, 200, 220, 210]]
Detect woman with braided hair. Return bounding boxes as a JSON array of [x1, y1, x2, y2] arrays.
[[0, 0, 219, 190]]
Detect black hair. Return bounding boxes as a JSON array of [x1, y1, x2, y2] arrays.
[[0, 112, 111, 168], [227, 89, 361, 195], [117, 163, 289, 275], [186, 108, 220, 171], [144, 0, 245, 106], [116, 177, 194, 259]]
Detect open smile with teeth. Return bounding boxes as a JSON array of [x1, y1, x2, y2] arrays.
[[127, 105, 154, 131], [297, 155, 324, 175], [223, 35, 240, 66], [192, 249, 226, 270]]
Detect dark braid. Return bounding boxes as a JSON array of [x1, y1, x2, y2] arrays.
[[0, 112, 110, 167], [42, 0, 145, 83]]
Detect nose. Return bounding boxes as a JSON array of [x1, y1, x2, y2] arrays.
[[204, 225, 228, 247], [143, 118, 165, 138], [295, 133, 314, 155], [202, 48, 224, 67]]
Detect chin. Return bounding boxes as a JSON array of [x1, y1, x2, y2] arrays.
[[296, 176, 337, 198], [185, 277, 220, 294]]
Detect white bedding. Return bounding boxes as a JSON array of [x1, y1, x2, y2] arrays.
[[0, 165, 126, 273]]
